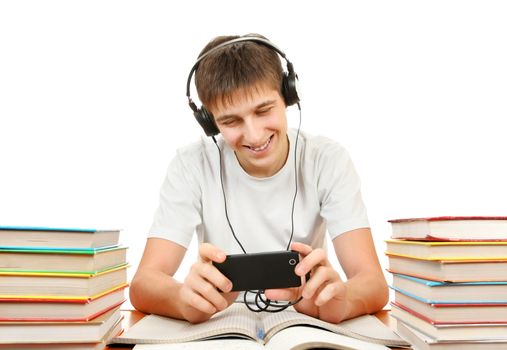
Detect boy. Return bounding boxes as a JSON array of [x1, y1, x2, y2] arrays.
[[130, 34, 388, 324]]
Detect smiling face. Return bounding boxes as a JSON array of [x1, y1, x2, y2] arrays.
[[209, 84, 289, 178]]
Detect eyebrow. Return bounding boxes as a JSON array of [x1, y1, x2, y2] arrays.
[[215, 99, 277, 123]]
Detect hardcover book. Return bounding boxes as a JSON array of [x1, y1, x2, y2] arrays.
[[385, 239, 507, 260], [0, 246, 127, 273], [0, 284, 127, 321], [393, 290, 507, 323], [0, 264, 128, 298], [0, 318, 122, 350], [388, 216, 507, 241], [390, 303, 507, 341], [0, 226, 120, 249], [386, 254, 507, 282], [0, 307, 122, 343], [391, 273, 507, 303], [396, 321, 507, 350]]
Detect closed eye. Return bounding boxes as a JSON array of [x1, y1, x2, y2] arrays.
[[257, 106, 273, 115], [218, 118, 239, 126]]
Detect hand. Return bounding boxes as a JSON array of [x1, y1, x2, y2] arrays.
[[264, 242, 348, 323], [178, 243, 239, 323]]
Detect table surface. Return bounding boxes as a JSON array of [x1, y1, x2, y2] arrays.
[[107, 308, 401, 350]]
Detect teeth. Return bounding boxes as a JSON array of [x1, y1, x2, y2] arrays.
[[251, 137, 271, 152]]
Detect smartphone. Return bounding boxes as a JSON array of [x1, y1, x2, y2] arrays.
[[213, 250, 301, 291]]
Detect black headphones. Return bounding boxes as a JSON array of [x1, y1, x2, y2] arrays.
[[186, 36, 300, 137]]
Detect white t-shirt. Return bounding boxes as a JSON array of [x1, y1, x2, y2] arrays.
[[149, 129, 369, 254]]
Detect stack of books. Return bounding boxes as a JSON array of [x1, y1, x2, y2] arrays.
[[385, 216, 507, 350], [0, 225, 128, 349]]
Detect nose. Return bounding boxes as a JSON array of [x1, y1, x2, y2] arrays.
[[242, 117, 265, 146]]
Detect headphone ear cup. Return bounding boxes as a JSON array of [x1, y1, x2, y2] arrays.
[[281, 72, 300, 107], [194, 107, 220, 137]]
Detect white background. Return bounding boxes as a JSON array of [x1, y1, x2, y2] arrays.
[[1, 1, 506, 308]]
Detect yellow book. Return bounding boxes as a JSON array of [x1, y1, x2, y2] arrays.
[[0, 264, 128, 297], [385, 239, 507, 260]]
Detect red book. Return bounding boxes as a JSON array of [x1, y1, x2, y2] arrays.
[[389, 216, 507, 241]]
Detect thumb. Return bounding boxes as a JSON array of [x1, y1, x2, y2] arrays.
[[264, 287, 300, 301]]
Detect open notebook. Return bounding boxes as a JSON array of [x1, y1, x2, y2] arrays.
[[112, 303, 409, 350]]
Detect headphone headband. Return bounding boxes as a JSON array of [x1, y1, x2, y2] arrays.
[[186, 37, 291, 99]]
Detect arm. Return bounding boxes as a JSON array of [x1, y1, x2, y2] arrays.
[[265, 228, 388, 323], [330, 227, 389, 320], [129, 238, 239, 323]]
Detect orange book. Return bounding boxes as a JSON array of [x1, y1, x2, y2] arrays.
[[0, 284, 127, 321], [386, 253, 507, 282], [0, 307, 122, 344]]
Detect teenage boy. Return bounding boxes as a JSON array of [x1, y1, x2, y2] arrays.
[[130, 34, 388, 324]]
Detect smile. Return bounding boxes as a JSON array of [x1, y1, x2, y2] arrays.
[[248, 136, 272, 152]]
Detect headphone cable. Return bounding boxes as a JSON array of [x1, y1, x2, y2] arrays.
[[213, 104, 303, 312]]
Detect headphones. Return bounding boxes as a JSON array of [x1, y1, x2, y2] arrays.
[[186, 36, 300, 137]]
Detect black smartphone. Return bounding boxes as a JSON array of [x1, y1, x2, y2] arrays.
[[213, 250, 301, 291]]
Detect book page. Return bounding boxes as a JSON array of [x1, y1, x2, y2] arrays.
[[265, 326, 390, 350], [260, 307, 409, 347], [113, 304, 258, 344], [133, 339, 262, 350]]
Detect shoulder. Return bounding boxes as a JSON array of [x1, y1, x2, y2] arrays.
[[173, 136, 221, 168], [175, 136, 217, 159], [293, 129, 351, 166]]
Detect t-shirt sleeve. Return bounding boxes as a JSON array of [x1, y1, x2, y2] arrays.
[[317, 143, 370, 239], [148, 151, 202, 248]]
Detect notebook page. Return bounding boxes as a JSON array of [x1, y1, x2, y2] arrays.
[[260, 307, 408, 347], [133, 339, 262, 350], [114, 304, 257, 344], [264, 326, 390, 350]]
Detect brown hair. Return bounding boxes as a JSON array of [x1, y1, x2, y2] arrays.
[[194, 34, 284, 111]]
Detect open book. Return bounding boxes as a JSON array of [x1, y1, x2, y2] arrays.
[[112, 303, 409, 350]]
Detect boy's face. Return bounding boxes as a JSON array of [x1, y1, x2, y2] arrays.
[[209, 85, 289, 178]]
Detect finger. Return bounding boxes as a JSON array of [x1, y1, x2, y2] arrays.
[[223, 291, 241, 305], [180, 284, 217, 314], [295, 248, 328, 277], [264, 287, 300, 301], [199, 243, 226, 263], [193, 279, 230, 311], [191, 261, 233, 294], [290, 242, 313, 256], [301, 265, 338, 299], [185, 271, 230, 312], [314, 281, 346, 306]]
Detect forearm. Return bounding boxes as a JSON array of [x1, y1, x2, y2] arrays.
[[129, 268, 211, 323], [337, 271, 389, 321], [129, 268, 184, 318]]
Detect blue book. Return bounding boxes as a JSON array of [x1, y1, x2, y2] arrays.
[[391, 273, 507, 304], [0, 225, 120, 249]]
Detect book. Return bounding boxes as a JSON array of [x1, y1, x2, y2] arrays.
[[396, 321, 507, 350], [390, 303, 507, 341], [0, 264, 128, 298], [130, 328, 393, 350], [388, 216, 507, 241], [393, 290, 507, 323], [0, 226, 120, 249], [0, 246, 127, 273], [0, 306, 122, 343], [385, 239, 507, 260], [391, 273, 507, 303], [0, 315, 123, 349], [386, 254, 507, 282], [112, 302, 409, 349], [0, 284, 127, 321]]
